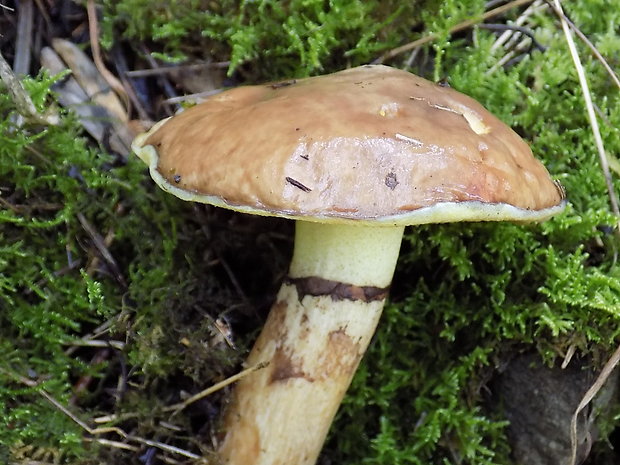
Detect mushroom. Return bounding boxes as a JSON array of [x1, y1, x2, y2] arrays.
[[132, 65, 565, 465]]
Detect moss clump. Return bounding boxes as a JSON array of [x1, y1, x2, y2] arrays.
[[0, 72, 252, 461], [4, 0, 620, 464], [101, 0, 422, 78], [326, 3, 620, 464], [1, 74, 113, 459]]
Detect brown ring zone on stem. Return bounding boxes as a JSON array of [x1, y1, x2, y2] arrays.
[[286, 276, 390, 302]]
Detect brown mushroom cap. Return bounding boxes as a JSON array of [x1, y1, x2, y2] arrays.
[[132, 65, 565, 225]]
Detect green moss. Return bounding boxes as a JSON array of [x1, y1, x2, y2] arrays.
[[0, 76, 100, 460], [102, 0, 422, 77], [326, 2, 620, 464], [0, 73, 238, 461], [4, 0, 620, 463]]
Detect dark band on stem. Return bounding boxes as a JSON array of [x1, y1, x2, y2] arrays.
[[286, 276, 389, 303]]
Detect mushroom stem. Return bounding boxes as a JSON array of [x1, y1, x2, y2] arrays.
[[219, 221, 405, 465]]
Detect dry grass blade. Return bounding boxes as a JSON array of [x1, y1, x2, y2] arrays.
[[375, 0, 535, 63], [87, 438, 187, 464], [13, 0, 33, 75], [9, 462, 58, 465], [90, 437, 138, 452], [550, 0, 620, 228], [554, 0, 620, 228], [485, 0, 549, 75], [567, 343, 620, 465], [163, 361, 269, 414], [77, 212, 127, 287], [88, 424, 207, 462], [490, 0, 545, 52], [557, 9, 620, 90], [550, 2, 620, 461], [68, 338, 125, 350], [0, 367, 210, 464]]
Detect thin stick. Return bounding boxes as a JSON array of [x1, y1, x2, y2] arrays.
[[86, 0, 129, 111], [375, 0, 535, 63], [163, 361, 269, 414], [551, 0, 620, 225]]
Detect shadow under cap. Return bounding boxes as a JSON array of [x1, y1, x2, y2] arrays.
[[132, 64, 565, 224]]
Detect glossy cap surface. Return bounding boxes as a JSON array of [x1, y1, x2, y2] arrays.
[[132, 65, 565, 225]]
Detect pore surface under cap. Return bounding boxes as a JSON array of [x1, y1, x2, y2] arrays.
[[133, 65, 565, 224]]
